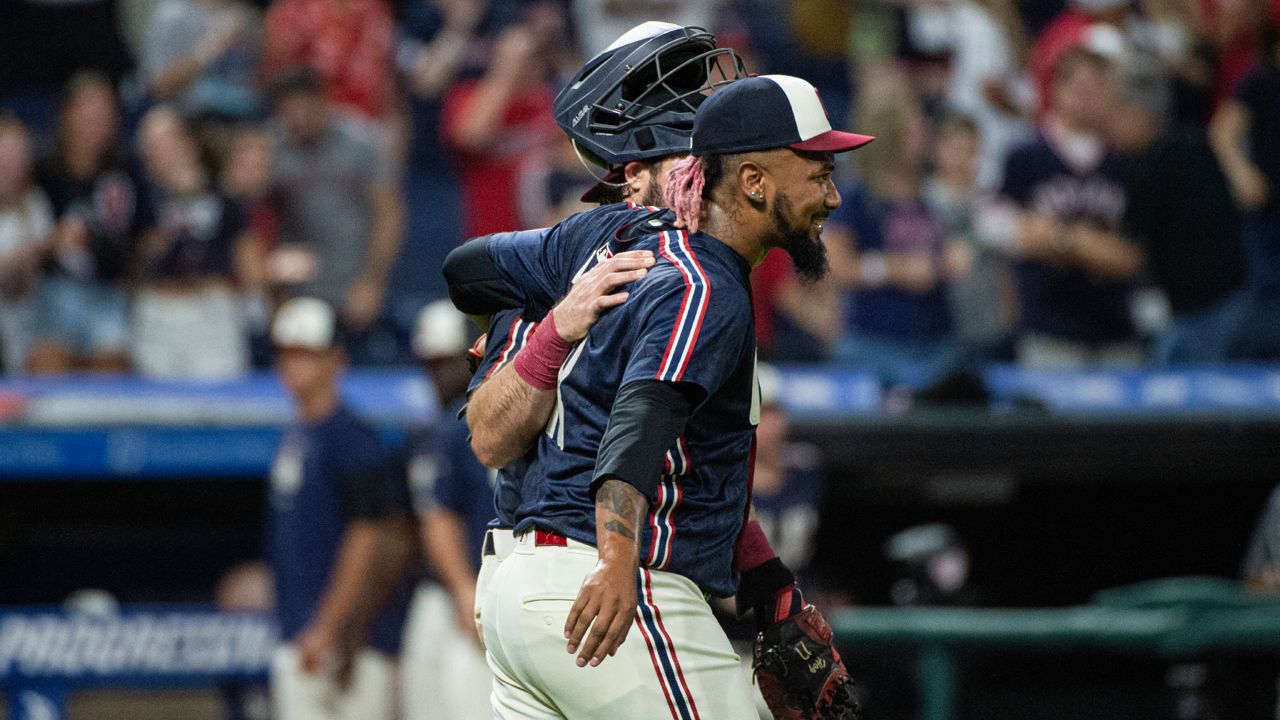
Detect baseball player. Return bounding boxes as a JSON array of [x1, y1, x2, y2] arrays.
[[400, 299, 495, 720], [267, 297, 416, 720], [454, 26, 866, 717], [449, 75, 871, 719], [457, 19, 746, 651]]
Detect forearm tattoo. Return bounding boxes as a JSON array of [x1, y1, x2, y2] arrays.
[[597, 479, 646, 543]]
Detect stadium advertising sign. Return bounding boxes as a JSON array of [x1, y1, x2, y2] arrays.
[[0, 607, 276, 720]]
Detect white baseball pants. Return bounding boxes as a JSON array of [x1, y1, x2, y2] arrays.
[[482, 530, 759, 720], [270, 644, 395, 720]]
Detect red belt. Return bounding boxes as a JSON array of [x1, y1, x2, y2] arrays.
[[534, 529, 567, 547]]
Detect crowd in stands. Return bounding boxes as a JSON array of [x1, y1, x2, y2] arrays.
[[1, 0, 1279, 385]]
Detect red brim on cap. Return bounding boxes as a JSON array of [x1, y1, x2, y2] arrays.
[[580, 168, 627, 203], [790, 130, 875, 153]]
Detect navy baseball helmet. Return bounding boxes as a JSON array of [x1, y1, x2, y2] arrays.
[[554, 22, 746, 169]]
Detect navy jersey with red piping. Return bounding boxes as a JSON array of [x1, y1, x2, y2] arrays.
[[461, 202, 674, 530], [489, 221, 759, 597], [482, 201, 675, 320], [467, 307, 538, 528]]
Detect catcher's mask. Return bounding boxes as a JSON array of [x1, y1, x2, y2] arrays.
[[554, 22, 747, 170]]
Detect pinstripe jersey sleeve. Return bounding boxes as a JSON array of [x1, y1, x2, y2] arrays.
[[619, 231, 751, 400]]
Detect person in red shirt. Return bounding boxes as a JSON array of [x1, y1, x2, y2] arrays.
[[441, 5, 565, 239], [263, 0, 396, 120]]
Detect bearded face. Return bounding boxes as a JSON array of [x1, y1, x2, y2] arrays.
[[770, 193, 830, 282]]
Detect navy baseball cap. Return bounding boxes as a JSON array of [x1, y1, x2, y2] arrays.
[[691, 75, 874, 157]]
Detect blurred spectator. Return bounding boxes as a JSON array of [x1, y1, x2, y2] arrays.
[[132, 106, 260, 379], [751, 363, 822, 586], [573, 0, 715, 57], [995, 48, 1142, 367], [1110, 67, 1249, 364], [1211, 21, 1280, 359], [263, 0, 397, 120], [401, 300, 492, 720], [221, 126, 278, 363], [1203, 0, 1273, 108], [1131, 0, 1217, 122], [216, 561, 274, 720], [31, 72, 153, 374], [268, 297, 414, 720], [140, 0, 264, 123], [925, 115, 1018, 362], [221, 125, 277, 246], [516, 134, 599, 229], [267, 68, 404, 339], [0, 117, 54, 375], [752, 251, 841, 362], [735, 0, 854, 133], [945, 0, 1035, 190], [441, 6, 563, 239], [825, 80, 957, 386], [398, 0, 485, 102], [392, 0, 483, 312], [1029, 0, 1134, 119]]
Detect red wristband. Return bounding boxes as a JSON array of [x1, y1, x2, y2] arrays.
[[732, 519, 777, 572], [513, 312, 574, 390]]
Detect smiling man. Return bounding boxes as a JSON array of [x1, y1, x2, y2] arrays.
[[455, 75, 871, 720]]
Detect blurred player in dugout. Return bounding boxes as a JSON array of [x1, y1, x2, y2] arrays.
[[401, 299, 496, 720], [268, 297, 416, 720]]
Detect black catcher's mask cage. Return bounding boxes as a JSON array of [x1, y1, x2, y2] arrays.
[[556, 26, 748, 166]]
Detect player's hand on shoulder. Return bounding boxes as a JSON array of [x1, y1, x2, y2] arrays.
[[551, 250, 655, 342], [564, 556, 637, 668]]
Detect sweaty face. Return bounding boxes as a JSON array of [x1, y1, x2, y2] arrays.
[[766, 151, 839, 282]]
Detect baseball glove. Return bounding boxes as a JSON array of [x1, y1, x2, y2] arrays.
[[752, 604, 860, 720]]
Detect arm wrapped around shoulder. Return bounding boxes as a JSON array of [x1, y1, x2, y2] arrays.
[[442, 237, 525, 315]]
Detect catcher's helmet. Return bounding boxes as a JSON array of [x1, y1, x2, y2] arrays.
[[554, 22, 746, 168]]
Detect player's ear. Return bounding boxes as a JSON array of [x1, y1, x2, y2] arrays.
[[736, 158, 767, 206], [623, 160, 649, 196]]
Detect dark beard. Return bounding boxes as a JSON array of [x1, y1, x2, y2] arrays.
[[771, 196, 829, 282], [635, 164, 664, 207]]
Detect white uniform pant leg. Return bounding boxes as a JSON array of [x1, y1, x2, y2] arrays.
[[402, 582, 493, 720], [402, 584, 445, 720], [476, 528, 516, 642], [484, 532, 759, 720], [271, 645, 395, 720]]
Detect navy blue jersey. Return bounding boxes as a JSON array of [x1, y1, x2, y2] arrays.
[[467, 307, 539, 528], [1000, 134, 1134, 343], [464, 203, 669, 529], [489, 217, 759, 597], [268, 404, 412, 654], [484, 201, 672, 319], [405, 398, 498, 570]]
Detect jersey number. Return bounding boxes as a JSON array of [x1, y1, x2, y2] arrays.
[[547, 341, 587, 449]]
